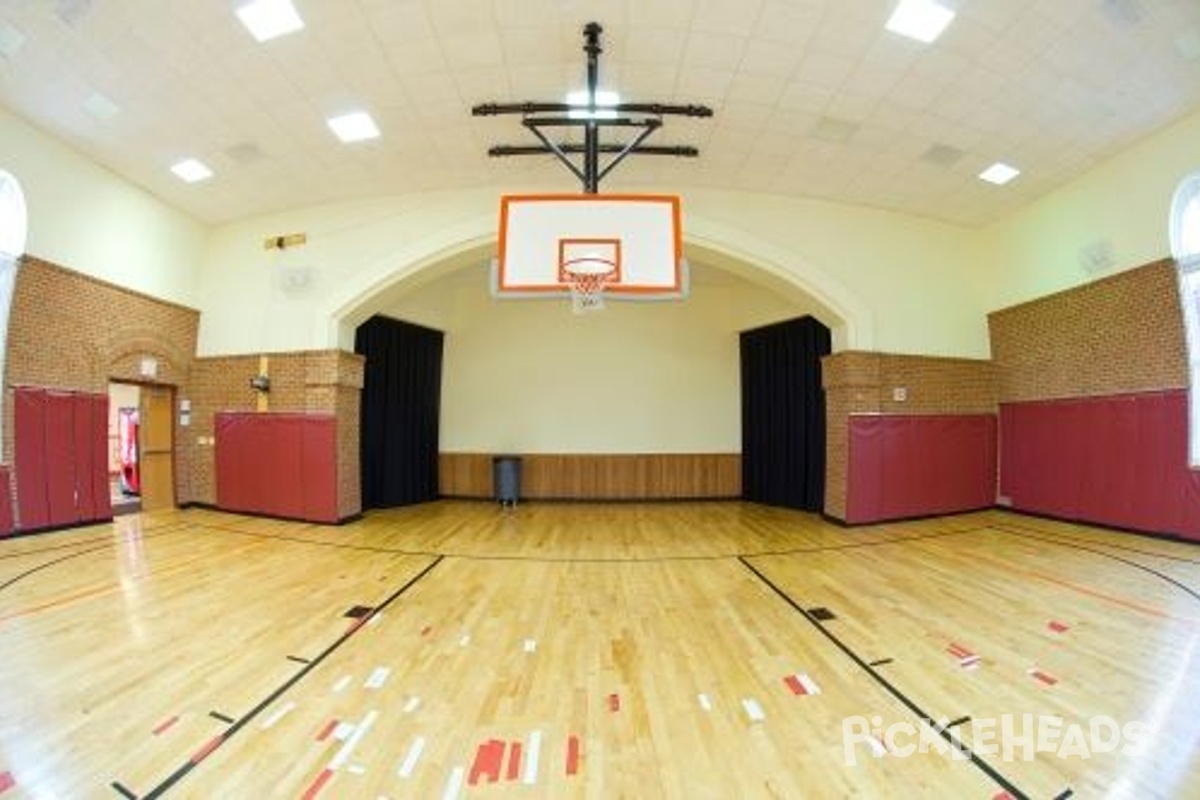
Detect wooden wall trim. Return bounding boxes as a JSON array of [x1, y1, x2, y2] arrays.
[[439, 453, 741, 500]]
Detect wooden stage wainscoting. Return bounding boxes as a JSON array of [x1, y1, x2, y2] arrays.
[[439, 453, 741, 500]]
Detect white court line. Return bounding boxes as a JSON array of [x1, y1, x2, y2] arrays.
[[442, 766, 465, 800], [403, 696, 422, 714], [742, 698, 766, 722], [332, 675, 352, 693], [348, 764, 367, 775], [260, 701, 296, 729], [333, 722, 356, 741], [398, 736, 426, 778], [459, 634, 471, 647], [368, 612, 383, 627], [523, 638, 537, 653], [697, 693, 713, 711], [523, 730, 542, 785], [330, 710, 379, 771], [364, 666, 391, 689], [798, 674, 822, 695]]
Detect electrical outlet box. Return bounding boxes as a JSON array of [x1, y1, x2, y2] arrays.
[[892, 386, 907, 402]]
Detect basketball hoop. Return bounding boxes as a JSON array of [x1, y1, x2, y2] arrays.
[[563, 253, 616, 313]]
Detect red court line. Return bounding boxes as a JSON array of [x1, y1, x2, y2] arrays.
[[468, 739, 505, 785], [1029, 669, 1058, 686], [784, 675, 804, 695], [315, 719, 338, 742], [0, 771, 14, 795], [189, 734, 225, 765], [968, 550, 1195, 622], [506, 742, 523, 781], [300, 768, 334, 800], [1048, 620, 1070, 633], [608, 693, 621, 711], [565, 735, 581, 776], [152, 715, 180, 736]]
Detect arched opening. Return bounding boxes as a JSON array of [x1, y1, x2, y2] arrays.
[[0, 170, 28, 446], [343, 238, 846, 503], [1171, 172, 1200, 466]]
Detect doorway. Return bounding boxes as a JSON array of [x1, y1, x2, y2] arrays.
[[108, 381, 176, 514]]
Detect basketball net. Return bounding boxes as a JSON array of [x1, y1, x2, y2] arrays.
[[564, 255, 616, 313]]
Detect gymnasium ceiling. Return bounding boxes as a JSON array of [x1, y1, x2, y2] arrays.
[[1, 0, 1199, 227]]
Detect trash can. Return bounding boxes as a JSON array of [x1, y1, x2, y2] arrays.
[[493, 455, 522, 507]]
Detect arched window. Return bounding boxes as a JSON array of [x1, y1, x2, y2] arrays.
[[0, 170, 26, 445], [0, 170, 27, 258], [1171, 172, 1200, 466]]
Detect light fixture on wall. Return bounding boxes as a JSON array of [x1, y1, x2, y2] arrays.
[[249, 374, 271, 392]]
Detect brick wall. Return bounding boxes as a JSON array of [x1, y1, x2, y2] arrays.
[[190, 350, 363, 518], [4, 256, 199, 524], [4, 256, 364, 526], [822, 351, 997, 519], [988, 259, 1185, 401]]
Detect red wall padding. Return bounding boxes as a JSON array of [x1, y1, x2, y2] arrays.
[[847, 414, 997, 524], [1000, 390, 1200, 541], [215, 412, 338, 523], [0, 467, 13, 537], [14, 387, 111, 532], [15, 388, 50, 529]]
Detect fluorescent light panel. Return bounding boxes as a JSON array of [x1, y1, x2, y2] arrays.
[[979, 162, 1020, 185], [171, 159, 213, 183], [236, 0, 304, 42], [327, 111, 380, 142], [567, 89, 619, 119], [886, 0, 956, 43]]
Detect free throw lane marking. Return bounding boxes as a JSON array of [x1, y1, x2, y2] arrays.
[[261, 701, 297, 730], [742, 698, 766, 722], [523, 730, 542, 785], [442, 766, 465, 800]]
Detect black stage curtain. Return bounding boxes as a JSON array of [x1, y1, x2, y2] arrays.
[[355, 315, 444, 508], [740, 315, 831, 511]]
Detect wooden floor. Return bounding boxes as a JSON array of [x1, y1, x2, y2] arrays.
[[1, 503, 1198, 799]]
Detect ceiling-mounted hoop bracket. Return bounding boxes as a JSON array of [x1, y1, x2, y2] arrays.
[[471, 22, 713, 193]]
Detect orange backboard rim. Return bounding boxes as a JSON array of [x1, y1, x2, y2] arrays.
[[497, 194, 684, 295]]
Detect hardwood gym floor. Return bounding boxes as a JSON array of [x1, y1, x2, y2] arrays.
[[0, 503, 1198, 798]]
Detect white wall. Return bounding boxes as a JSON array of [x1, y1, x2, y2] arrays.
[[0, 107, 206, 305], [196, 186, 988, 358], [983, 108, 1200, 311], [381, 265, 811, 453]]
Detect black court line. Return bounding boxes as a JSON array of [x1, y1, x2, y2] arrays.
[[997, 515, 1200, 565], [208, 712, 234, 724], [867, 658, 893, 667], [132, 555, 443, 799], [111, 780, 137, 798], [286, 655, 310, 664], [739, 556, 1031, 800], [0, 525, 191, 596], [188, 518, 991, 564], [943, 716, 971, 730], [0, 521, 190, 561], [1052, 789, 1074, 800], [992, 523, 1200, 605]]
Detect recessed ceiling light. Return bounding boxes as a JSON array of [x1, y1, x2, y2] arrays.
[[566, 89, 620, 120], [327, 111, 381, 143], [0, 22, 26, 59], [83, 92, 119, 121], [171, 159, 214, 183], [885, 0, 956, 43], [979, 162, 1020, 185], [235, 0, 304, 43]]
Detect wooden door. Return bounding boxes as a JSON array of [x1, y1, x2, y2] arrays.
[[139, 385, 175, 511]]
